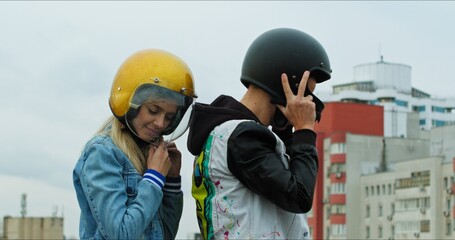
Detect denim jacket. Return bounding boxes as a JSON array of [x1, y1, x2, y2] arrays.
[[73, 135, 183, 239]]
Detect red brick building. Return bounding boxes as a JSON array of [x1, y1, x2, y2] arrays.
[[309, 102, 384, 239]]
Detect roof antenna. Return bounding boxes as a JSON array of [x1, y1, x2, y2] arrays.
[[21, 193, 27, 218], [378, 44, 384, 63]]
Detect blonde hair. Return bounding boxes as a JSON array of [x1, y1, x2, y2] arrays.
[[96, 116, 149, 174]]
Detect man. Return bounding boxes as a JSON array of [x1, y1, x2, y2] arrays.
[[188, 28, 332, 239]]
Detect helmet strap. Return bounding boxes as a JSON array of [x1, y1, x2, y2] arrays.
[[271, 107, 290, 130]]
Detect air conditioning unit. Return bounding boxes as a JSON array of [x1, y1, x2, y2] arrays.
[[414, 232, 420, 238], [323, 198, 329, 204], [444, 210, 450, 217], [447, 188, 453, 194], [419, 185, 425, 192], [387, 215, 393, 221], [420, 208, 426, 214], [335, 172, 342, 179]]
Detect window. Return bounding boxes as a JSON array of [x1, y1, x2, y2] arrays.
[[331, 224, 346, 236], [395, 99, 408, 107], [366, 205, 370, 218], [421, 220, 430, 233], [366, 226, 370, 239], [396, 197, 430, 212], [330, 143, 346, 154], [378, 226, 383, 238], [388, 184, 392, 195], [432, 119, 446, 127], [395, 220, 419, 234], [446, 221, 452, 236], [366, 186, 369, 197], [412, 105, 425, 112], [371, 186, 374, 196], [331, 204, 346, 214], [378, 97, 395, 103], [377, 185, 380, 195], [379, 204, 383, 217], [382, 185, 386, 195], [396, 171, 430, 189], [422, 197, 430, 208], [432, 106, 446, 113], [330, 163, 346, 174], [331, 183, 346, 194]]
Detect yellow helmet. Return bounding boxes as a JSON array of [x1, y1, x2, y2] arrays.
[[109, 49, 197, 139]]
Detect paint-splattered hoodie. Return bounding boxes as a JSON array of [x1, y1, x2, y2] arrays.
[[187, 94, 318, 239]]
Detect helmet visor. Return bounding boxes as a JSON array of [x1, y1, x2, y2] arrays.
[[125, 84, 194, 145]]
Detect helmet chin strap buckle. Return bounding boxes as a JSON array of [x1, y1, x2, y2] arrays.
[[272, 108, 290, 130]]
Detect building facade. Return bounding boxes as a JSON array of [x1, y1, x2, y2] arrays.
[[308, 58, 455, 239], [361, 156, 455, 239], [2, 216, 64, 240], [319, 58, 455, 138], [312, 101, 455, 239], [311, 102, 385, 239]]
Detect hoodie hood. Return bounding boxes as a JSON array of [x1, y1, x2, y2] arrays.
[[187, 95, 259, 155]]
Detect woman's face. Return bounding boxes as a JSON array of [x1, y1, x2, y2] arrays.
[[131, 100, 178, 142]]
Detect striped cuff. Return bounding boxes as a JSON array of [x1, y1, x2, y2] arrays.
[[163, 176, 181, 193], [143, 169, 165, 189]]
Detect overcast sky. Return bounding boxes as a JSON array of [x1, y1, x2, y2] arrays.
[[1, 1, 454, 238]]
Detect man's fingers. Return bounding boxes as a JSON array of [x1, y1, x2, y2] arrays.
[[297, 71, 310, 97], [281, 73, 293, 99], [305, 94, 313, 102], [282, 71, 311, 99], [166, 142, 177, 151]]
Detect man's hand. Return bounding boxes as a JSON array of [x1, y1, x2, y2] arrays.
[[166, 142, 182, 177], [276, 71, 316, 131]]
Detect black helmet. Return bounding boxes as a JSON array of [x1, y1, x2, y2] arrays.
[[240, 28, 332, 106]]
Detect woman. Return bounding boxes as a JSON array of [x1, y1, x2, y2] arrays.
[[73, 49, 197, 239]]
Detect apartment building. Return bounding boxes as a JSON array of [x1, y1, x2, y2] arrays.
[[361, 156, 454, 239], [318, 58, 455, 137], [309, 57, 455, 239]]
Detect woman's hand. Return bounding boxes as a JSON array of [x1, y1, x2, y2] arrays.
[[166, 142, 182, 177], [147, 142, 171, 176]]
